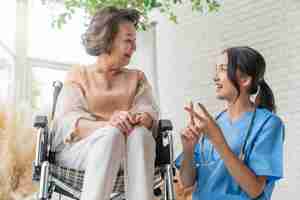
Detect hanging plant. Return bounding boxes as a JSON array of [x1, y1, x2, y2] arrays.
[[42, 0, 222, 30]]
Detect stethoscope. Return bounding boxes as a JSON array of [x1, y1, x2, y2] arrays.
[[199, 108, 257, 166]]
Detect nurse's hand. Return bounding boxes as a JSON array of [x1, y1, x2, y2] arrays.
[[181, 126, 200, 154], [181, 101, 201, 154], [184, 103, 224, 146]]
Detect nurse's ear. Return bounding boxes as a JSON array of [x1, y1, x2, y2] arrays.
[[237, 70, 252, 91]]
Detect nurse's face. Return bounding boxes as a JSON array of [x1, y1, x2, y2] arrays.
[[214, 52, 238, 102]]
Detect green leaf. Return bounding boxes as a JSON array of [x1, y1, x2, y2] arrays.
[[152, 1, 162, 8], [169, 12, 178, 23], [42, 0, 222, 30]]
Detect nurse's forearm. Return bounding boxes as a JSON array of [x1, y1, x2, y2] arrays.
[[180, 151, 197, 188], [215, 139, 266, 198]]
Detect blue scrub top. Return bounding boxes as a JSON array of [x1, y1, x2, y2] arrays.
[[175, 108, 284, 200]]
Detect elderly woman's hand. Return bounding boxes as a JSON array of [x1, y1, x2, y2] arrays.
[[109, 111, 137, 136], [135, 112, 153, 130]]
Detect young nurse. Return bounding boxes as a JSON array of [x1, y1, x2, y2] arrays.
[[175, 46, 285, 200]]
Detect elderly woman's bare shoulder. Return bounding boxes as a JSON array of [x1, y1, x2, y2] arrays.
[[64, 65, 88, 83], [123, 68, 146, 80]]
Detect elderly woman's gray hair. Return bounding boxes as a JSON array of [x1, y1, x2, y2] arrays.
[[82, 6, 140, 56]]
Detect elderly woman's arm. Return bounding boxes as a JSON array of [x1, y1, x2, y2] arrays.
[[130, 71, 160, 135], [53, 83, 108, 143]]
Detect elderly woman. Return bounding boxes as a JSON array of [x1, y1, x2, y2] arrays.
[[52, 7, 159, 200]]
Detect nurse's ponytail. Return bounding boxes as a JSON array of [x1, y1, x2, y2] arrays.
[[255, 79, 276, 113]]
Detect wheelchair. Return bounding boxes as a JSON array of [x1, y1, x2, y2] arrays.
[[32, 81, 177, 200]]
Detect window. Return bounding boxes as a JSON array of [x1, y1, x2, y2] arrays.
[[28, 0, 92, 64], [0, 0, 16, 52], [28, 0, 94, 112], [0, 1, 15, 103], [0, 47, 14, 103], [31, 67, 67, 112]]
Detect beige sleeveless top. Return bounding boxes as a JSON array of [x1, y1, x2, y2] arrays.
[[53, 65, 159, 145], [65, 66, 144, 121]]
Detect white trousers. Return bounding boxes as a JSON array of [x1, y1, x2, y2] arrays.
[[56, 126, 156, 200]]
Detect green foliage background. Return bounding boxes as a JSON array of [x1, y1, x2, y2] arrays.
[[46, 0, 221, 30]]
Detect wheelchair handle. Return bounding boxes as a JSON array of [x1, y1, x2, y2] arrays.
[[33, 116, 48, 128], [51, 81, 63, 120], [159, 119, 173, 132]]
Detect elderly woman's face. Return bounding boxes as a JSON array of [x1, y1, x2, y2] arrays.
[[110, 21, 137, 67]]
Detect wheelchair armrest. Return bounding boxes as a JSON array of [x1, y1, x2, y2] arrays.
[[158, 119, 173, 132], [155, 119, 173, 166], [33, 115, 48, 128]]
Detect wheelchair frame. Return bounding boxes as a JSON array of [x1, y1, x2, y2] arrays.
[[32, 81, 177, 200]]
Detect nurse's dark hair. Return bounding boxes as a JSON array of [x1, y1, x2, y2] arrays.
[[223, 46, 276, 113]]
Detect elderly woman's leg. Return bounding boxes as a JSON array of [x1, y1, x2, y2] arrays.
[[80, 126, 125, 200], [126, 126, 156, 200]]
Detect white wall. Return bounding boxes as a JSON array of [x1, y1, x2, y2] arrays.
[[283, 0, 300, 197], [131, 24, 160, 103], [149, 0, 300, 198]]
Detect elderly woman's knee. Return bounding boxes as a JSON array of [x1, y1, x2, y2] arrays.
[[129, 126, 155, 143], [92, 126, 124, 146]]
